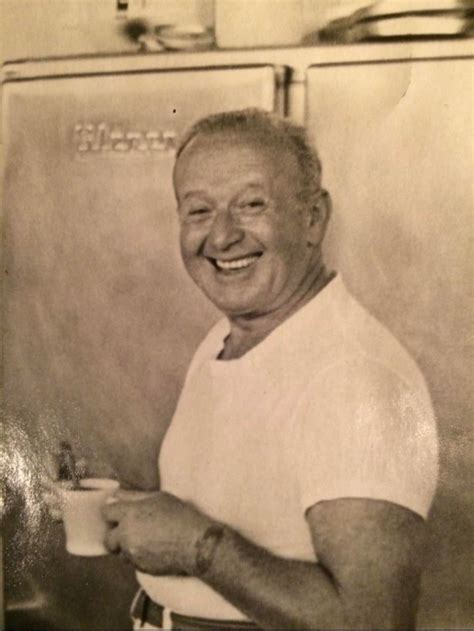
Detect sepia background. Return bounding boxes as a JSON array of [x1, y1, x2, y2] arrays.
[[1, 1, 473, 629]]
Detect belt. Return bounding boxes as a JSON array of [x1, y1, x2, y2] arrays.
[[132, 590, 261, 630]]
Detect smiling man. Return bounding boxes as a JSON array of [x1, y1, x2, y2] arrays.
[[104, 109, 438, 630]]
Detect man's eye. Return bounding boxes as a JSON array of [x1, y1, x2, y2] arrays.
[[239, 199, 265, 211], [179, 206, 211, 224], [187, 207, 211, 219]]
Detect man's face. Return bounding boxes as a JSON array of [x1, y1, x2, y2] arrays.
[[174, 133, 322, 318]]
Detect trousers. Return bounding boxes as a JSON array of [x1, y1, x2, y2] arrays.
[[131, 590, 261, 631]]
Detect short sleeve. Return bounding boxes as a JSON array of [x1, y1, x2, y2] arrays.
[[291, 357, 439, 519]]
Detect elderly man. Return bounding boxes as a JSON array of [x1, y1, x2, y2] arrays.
[[103, 109, 438, 630]]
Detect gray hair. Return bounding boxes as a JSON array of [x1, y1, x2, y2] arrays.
[[175, 108, 323, 206]]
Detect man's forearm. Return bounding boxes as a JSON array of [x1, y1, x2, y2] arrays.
[[190, 524, 347, 630]]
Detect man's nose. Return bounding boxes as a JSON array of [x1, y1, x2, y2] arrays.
[[206, 209, 244, 251]]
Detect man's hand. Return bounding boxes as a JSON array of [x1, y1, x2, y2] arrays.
[[103, 490, 213, 576]]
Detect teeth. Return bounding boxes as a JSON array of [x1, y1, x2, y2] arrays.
[[215, 255, 259, 271]]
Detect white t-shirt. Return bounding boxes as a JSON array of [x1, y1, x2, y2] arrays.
[[138, 275, 438, 620]]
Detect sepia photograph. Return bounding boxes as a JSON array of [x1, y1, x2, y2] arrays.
[[1, 1, 473, 629]]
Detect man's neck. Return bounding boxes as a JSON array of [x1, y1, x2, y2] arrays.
[[220, 263, 334, 360]]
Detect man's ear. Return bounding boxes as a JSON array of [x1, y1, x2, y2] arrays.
[[307, 190, 331, 246]]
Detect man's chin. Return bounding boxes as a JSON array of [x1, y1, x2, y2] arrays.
[[202, 290, 261, 319]]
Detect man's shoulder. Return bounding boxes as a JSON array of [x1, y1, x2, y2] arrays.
[[300, 292, 435, 436], [323, 279, 426, 393]]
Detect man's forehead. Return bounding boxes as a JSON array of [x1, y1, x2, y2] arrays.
[[175, 130, 298, 176]]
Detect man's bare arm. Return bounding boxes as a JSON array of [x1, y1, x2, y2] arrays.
[[104, 494, 426, 629], [196, 498, 426, 630]]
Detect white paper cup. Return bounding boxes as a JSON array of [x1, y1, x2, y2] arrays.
[[60, 478, 120, 556]]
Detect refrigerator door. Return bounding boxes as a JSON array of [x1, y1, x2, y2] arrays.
[[3, 65, 276, 488], [306, 56, 473, 628], [2, 65, 276, 630]]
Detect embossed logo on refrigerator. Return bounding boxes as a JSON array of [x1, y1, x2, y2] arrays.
[[74, 122, 177, 155]]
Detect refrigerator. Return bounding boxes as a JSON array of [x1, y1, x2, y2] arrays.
[[2, 61, 280, 630]]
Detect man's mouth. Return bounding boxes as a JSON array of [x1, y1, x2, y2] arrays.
[[211, 254, 261, 271]]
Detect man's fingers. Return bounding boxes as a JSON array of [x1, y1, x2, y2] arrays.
[[102, 499, 128, 523]]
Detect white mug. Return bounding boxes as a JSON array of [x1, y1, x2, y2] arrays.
[[60, 478, 120, 556]]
